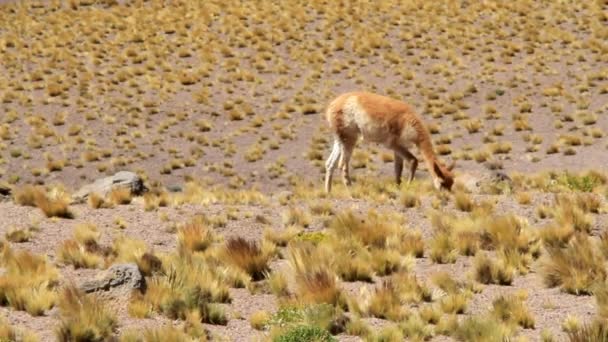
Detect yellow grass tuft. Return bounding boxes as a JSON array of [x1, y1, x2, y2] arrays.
[[177, 216, 215, 253], [56, 286, 117, 341], [0, 245, 59, 316], [222, 237, 272, 281]]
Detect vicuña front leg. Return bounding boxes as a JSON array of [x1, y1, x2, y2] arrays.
[[394, 153, 404, 185], [392, 145, 418, 184]]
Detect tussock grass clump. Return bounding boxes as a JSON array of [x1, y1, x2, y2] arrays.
[[58, 239, 104, 269], [429, 233, 458, 264], [56, 286, 117, 341], [13, 185, 73, 218], [222, 237, 272, 281], [552, 200, 593, 234], [540, 222, 575, 248], [323, 210, 411, 280], [13, 185, 45, 206], [266, 304, 344, 340], [250, 310, 271, 330], [478, 214, 539, 273], [0, 316, 38, 342], [541, 234, 606, 295], [282, 207, 311, 228], [5, 227, 33, 243], [431, 272, 470, 314], [490, 294, 535, 329], [567, 320, 608, 342], [177, 216, 215, 253], [454, 191, 474, 212], [287, 244, 343, 306], [361, 272, 431, 321], [363, 281, 407, 321], [35, 191, 73, 218], [141, 253, 231, 324], [328, 209, 401, 249], [455, 315, 510, 342], [0, 245, 59, 316], [88, 193, 114, 209], [57, 223, 105, 269], [473, 253, 514, 285], [400, 190, 420, 208], [108, 187, 132, 205], [125, 325, 195, 342], [399, 230, 425, 258], [264, 226, 301, 247]]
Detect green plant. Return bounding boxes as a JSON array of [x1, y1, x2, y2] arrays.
[[273, 325, 336, 342]]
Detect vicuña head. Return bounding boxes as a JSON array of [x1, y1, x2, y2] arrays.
[[324, 91, 455, 193]]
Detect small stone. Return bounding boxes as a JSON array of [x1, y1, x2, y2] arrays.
[[80, 263, 144, 293], [72, 171, 148, 203]]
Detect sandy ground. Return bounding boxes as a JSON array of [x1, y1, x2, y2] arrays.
[[0, 0, 607, 341]]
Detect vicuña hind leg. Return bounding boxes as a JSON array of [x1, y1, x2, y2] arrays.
[[325, 140, 341, 193], [339, 139, 355, 187]]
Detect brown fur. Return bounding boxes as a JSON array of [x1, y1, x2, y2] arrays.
[[324, 91, 454, 193]]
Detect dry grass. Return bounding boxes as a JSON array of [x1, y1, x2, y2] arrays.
[[56, 286, 117, 341], [0, 245, 59, 316], [541, 234, 606, 295], [177, 216, 215, 253], [490, 293, 535, 329], [0, 0, 606, 338], [222, 237, 272, 281], [108, 187, 132, 205]]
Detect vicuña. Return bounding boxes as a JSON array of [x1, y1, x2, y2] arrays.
[[324, 91, 454, 193]]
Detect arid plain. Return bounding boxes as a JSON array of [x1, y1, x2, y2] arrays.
[[1, 0, 608, 341]]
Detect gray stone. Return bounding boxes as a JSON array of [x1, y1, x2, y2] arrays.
[[72, 171, 147, 203], [81, 263, 144, 293], [166, 184, 183, 193]]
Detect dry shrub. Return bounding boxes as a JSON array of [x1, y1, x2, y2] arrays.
[[177, 216, 215, 253], [473, 253, 514, 285], [287, 244, 342, 306], [399, 231, 425, 258], [88, 193, 113, 209], [263, 226, 301, 247], [13, 185, 72, 218], [454, 191, 474, 212], [56, 286, 117, 341], [566, 320, 608, 342], [329, 210, 399, 249], [13, 185, 45, 206], [223, 237, 271, 281], [541, 234, 606, 295], [0, 245, 59, 316], [108, 187, 132, 205], [490, 294, 535, 329], [57, 239, 103, 269], [361, 272, 430, 321]]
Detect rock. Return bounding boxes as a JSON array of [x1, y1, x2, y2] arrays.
[[166, 184, 183, 193], [72, 171, 147, 203], [80, 263, 144, 293]]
